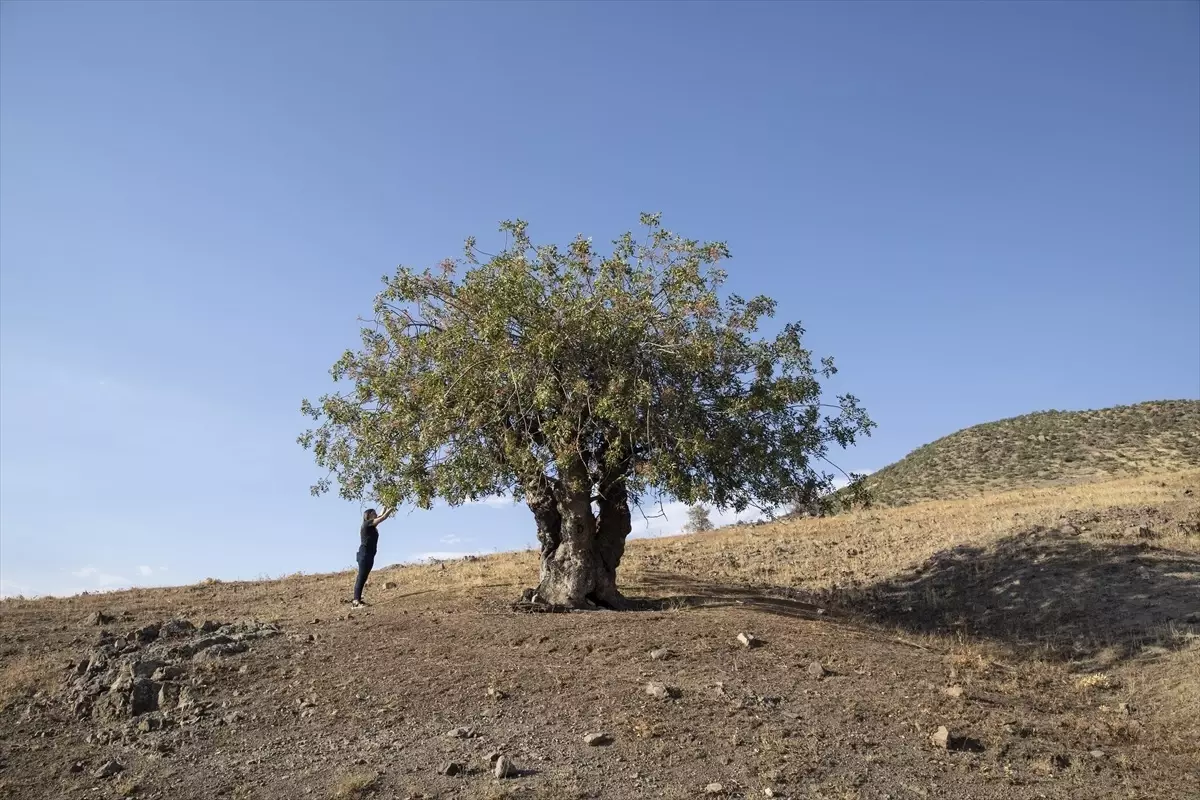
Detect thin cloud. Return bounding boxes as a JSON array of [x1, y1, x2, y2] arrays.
[[409, 551, 484, 562]]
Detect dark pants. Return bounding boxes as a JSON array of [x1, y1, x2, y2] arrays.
[[353, 546, 376, 601]]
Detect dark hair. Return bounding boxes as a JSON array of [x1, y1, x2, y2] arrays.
[[364, 508, 378, 520]]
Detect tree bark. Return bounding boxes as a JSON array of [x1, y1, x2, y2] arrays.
[[523, 471, 631, 609]]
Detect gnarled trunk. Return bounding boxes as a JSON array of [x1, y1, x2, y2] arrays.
[[524, 473, 631, 609]]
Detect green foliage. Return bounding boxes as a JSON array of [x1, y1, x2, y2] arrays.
[[685, 505, 715, 533], [300, 214, 873, 515]]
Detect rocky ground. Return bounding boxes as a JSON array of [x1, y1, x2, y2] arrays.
[[2, 474, 1198, 799]]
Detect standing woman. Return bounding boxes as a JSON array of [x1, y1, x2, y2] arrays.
[[352, 507, 393, 607]]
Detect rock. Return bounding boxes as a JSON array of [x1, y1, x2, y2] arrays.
[[737, 633, 762, 649], [160, 619, 197, 638], [193, 642, 249, 661], [130, 624, 160, 644], [1060, 523, 1081, 536], [764, 789, 776, 798], [223, 711, 245, 725], [704, 783, 725, 795], [649, 647, 674, 661], [645, 681, 680, 700], [93, 760, 124, 779], [439, 761, 464, 776], [129, 678, 160, 716], [384, 581, 398, 590], [199, 620, 221, 633], [930, 726, 950, 749], [493, 755, 517, 779], [136, 713, 166, 733], [1089, 749, 1106, 759], [151, 664, 186, 682], [584, 732, 613, 746], [69, 761, 85, 773], [486, 686, 507, 700], [447, 726, 476, 739], [87, 611, 114, 626], [806, 660, 828, 679], [1185, 611, 1200, 624], [486, 751, 502, 764], [943, 685, 964, 698]]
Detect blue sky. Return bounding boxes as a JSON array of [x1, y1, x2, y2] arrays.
[[1, 1, 1197, 598]]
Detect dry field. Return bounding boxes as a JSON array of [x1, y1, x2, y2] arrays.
[[2, 471, 1198, 799]]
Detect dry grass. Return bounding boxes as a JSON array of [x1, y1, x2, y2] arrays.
[[855, 399, 1199, 507], [0, 651, 59, 708], [330, 770, 378, 799]]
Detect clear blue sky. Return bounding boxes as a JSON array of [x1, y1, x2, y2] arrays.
[[2, 1, 1197, 597]]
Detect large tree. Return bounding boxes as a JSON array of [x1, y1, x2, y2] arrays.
[[300, 214, 873, 608]]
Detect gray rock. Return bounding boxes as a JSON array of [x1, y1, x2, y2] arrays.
[[129, 624, 160, 644], [704, 783, 725, 795], [384, 581, 398, 590], [193, 642, 249, 661], [447, 726, 476, 739], [93, 760, 124, 779], [645, 681, 680, 700], [649, 647, 674, 661], [807, 661, 828, 679], [129, 678, 160, 715], [86, 611, 114, 626], [583, 732, 613, 746], [493, 755, 517, 778], [161, 618, 197, 638], [439, 761, 465, 776], [737, 633, 762, 649]]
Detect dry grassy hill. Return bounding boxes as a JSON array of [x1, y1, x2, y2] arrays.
[[854, 399, 1200, 508], [2, 469, 1198, 800]]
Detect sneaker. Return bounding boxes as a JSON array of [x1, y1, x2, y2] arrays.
[[351, 599, 366, 608]]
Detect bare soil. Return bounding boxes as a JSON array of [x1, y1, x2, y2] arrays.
[[2, 473, 1198, 800]]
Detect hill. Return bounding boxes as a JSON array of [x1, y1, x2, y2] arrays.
[[853, 399, 1200, 508], [2, 471, 1198, 799]]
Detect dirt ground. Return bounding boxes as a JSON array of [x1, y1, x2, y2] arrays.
[[2, 472, 1198, 800]]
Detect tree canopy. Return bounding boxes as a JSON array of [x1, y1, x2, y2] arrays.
[[300, 214, 873, 605]]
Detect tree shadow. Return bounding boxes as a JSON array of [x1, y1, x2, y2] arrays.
[[837, 526, 1199, 662], [626, 526, 1200, 665]]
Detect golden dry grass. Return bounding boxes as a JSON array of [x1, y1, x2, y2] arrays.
[[856, 399, 1199, 507]]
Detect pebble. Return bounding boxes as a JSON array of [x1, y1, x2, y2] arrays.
[[93, 759, 124, 779], [584, 732, 613, 746], [737, 633, 762, 649], [705, 783, 725, 795], [807, 660, 828, 679], [494, 755, 517, 778]]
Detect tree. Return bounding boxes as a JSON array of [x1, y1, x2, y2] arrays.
[[299, 214, 873, 608], [685, 505, 715, 534]]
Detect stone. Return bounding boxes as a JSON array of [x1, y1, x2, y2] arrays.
[[193, 642, 249, 661], [130, 624, 160, 644], [384, 581, 398, 589], [584, 732, 614, 746], [930, 726, 950, 749], [1060, 523, 1081, 536], [199, 620, 222, 633], [493, 755, 517, 778], [486, 686, 507, 700], [649, 647, 674, 661], [129, 678, 160, 716], [87, 611, 114, 626], [223, 711, 245, 725], [151, 664, 186, 682], [943, 685, 964, 698], [447, 726, 476, 739], [136, 714, 166, 733], [161, 618, 197, 638], [486, 751, 502, 764], [645, 681, 680, 700], [1089, 749, 1106, 759], [93, 760, 124, 779], [705, 783, 725, 795], [69, 761, 85, 773], [764, 790, 776, 798], [439, 761, 465, 777], [806, 661, 828, 679], [737, 633, 762, 649]]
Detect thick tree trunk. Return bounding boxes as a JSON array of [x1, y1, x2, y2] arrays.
[[523, 472, 631, 609]]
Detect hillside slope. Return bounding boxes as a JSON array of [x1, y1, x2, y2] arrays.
[[2, 471, 1198, 799], [857, 399, 1199, 508]]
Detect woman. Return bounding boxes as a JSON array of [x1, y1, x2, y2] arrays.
[[352, 506, 393, 607]]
